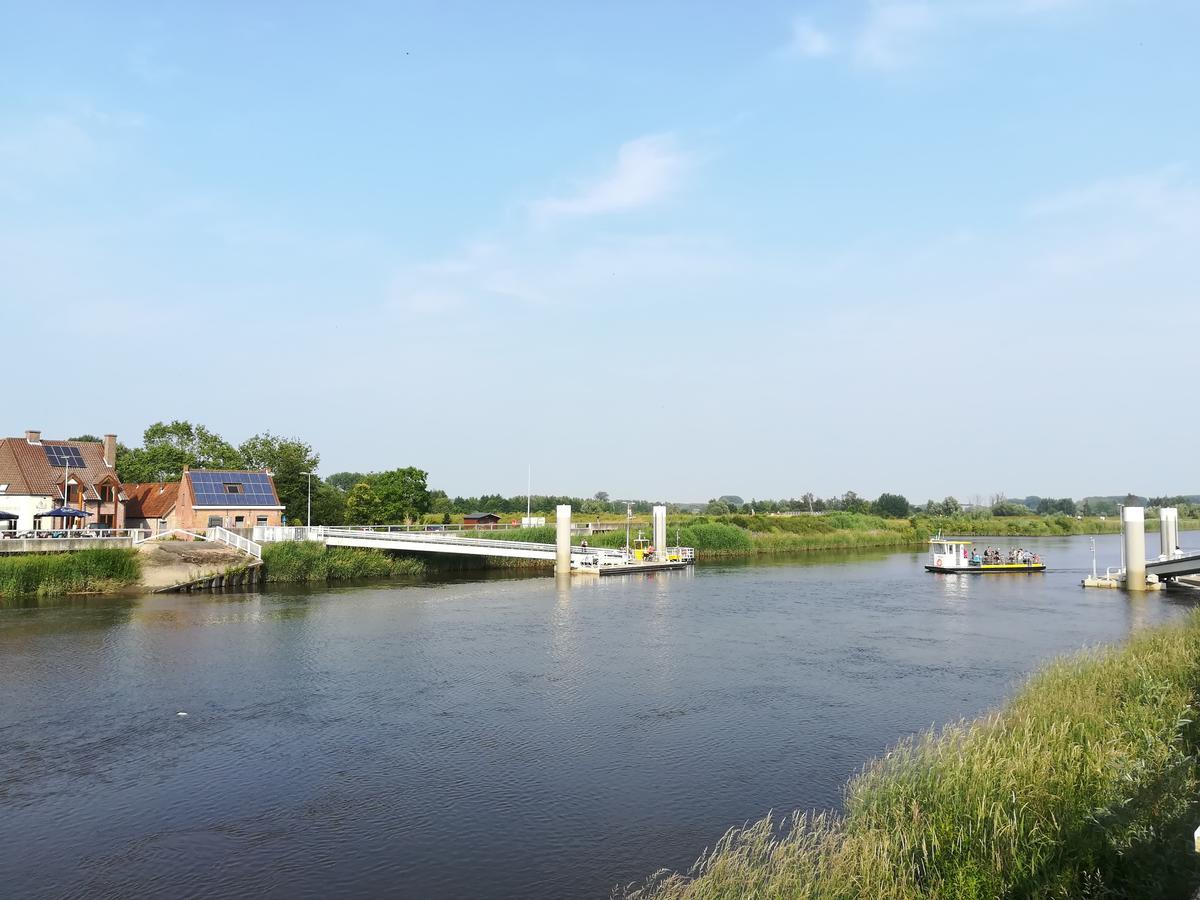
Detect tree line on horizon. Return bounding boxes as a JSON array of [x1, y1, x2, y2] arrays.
[[75, 423, 1198, 526]]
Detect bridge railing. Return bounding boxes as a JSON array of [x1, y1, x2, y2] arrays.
[[207, 527, 262, 559]]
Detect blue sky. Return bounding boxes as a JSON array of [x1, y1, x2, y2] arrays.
[[3, 1, 1197, 502]]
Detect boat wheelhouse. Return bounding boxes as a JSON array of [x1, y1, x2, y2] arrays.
[[925, 533, 1046, 574]]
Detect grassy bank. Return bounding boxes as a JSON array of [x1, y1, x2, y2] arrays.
[[261, 542, 426, 582], [0, 549, 141, 598], [626, 611, 1200, 899]]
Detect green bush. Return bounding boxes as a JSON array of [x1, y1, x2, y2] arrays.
[[0, 549, 141, 598], [261, 542, 425, 582], [626, 611, 1200, 899]]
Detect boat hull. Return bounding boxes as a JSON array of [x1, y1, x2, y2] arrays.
[[925, 564, 1046, 574]]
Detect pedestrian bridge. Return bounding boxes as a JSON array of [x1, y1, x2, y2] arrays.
[[254, 525, 631, 566], [1145, 551, 1200, 581]]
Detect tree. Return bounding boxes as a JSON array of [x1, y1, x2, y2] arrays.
[[594, 491, 610, 502], [841, 491, 869, 514], [238, 433, 320, 525], [344, 481, 382, 524], [718, 495, 744, 508], [308, 479, 346, 526], [704, 500, 730, 516], [68, 434, 101, 443], [117, 420, 244, 483], [327, 471, 367, 493], [373, 467, 430, 524], [872, 493, 911, 518]]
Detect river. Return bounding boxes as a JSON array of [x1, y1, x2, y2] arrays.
[[1, 532, 1196, 899]]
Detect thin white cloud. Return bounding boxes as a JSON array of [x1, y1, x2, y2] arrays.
[[854, 1, 939, 69], [0, 114, 99, 179], [1027, 166, 1196, 221], [782, 0, 1089, 71], [532, 134, 687, 220], [785, 17, 835, 58]]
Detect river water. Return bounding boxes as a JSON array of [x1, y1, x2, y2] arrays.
[[1, 532, 1197, 899]]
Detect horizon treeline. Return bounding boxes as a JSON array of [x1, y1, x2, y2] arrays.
[[91, 423, 1198, 526]]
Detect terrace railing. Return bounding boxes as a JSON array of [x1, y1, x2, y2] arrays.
[[0, 528, 150, 542]]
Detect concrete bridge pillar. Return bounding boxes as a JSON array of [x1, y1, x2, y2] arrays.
[[1123, 506, 1146, 591], [556, 505, 572, 575], [1159, 507, 1179, 560], [652, 505, 667, 561]]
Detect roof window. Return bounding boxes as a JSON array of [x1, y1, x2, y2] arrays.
[[224, 483, 243, 494]]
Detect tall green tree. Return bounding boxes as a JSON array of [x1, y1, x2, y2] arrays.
[[373, 467, 430, 524], [345, 481, 382, 524], [872, 493, 911, 518], [326, 471, 367, 493], [238, 432, 320, 524], [117, 421, 243, 483]]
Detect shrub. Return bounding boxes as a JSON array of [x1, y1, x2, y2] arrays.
[[261, 542, 424, 582], [0, 549, 141, 598]]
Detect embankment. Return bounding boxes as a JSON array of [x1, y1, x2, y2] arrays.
[[0, 548, 141, 598], [624, 610, 1200, 899]]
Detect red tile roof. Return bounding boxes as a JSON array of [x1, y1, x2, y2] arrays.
[[0, 436, 120, 501], [123, 482, 180, 518]]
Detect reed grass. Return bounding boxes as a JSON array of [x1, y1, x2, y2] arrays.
[[624, 611, 1200, 899], [261, 541, 425, 582], [0, 549, 141, 597]]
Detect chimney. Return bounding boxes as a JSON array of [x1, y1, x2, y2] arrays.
[[103, 434, 117, 468], [25, 429, 41, 444]]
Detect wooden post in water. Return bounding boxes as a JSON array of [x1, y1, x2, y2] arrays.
[[555, 505, 571, 575]]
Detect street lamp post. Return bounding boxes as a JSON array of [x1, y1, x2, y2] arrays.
[[302, 471, 314, 529]]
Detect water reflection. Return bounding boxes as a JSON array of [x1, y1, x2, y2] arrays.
[[0, 533, 1196, 900]]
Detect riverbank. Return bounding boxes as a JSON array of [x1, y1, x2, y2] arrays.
[[0, 548, 141, 598], [260, 541, 426, 582], [624, 610, 1200, 899]]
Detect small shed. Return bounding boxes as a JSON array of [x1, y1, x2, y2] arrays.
[[463, 511, 501, 528]]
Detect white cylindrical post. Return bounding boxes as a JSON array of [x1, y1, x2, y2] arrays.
[[1160, 507, 1179, 560], [652, 505, 667, 561], [556, 504, 572, 575], [1122, 506, 1146, 591]]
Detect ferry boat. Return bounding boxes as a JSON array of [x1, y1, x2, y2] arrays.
[[925, 534, 1046, 574]]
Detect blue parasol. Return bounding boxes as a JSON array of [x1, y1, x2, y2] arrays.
[[41, 507, 91, 518]]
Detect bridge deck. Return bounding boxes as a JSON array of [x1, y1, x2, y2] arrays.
[[1146, 552, 1200, 580]]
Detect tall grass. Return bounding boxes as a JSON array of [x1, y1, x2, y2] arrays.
[[261, 542, 425, 582], [0, 549, 141, 597], [625, 611, 1200, 899]]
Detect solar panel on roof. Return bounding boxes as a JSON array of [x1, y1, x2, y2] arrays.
[[190, 471, 277, 506], [43, 445, 84, 468]]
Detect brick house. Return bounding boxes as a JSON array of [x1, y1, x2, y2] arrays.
[[0, 430, 126, 530], [176, 467, 285, 530], [123, 482, 181, 535]]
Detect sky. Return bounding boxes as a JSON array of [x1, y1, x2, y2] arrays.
[[2, 1, 1198, 503]]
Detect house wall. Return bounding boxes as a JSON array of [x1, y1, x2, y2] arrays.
[[0, 495, 57, 530], [183, 507, 283, 529]]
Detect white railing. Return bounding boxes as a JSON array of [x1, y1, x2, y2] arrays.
[[253, 525, 332, 543], [665, 546, 696, 562], [206, 526, 262, 559], [0, 528, 150, 542]]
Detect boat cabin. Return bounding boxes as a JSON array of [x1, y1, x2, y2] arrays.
[[929, 535, 973, 568]]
